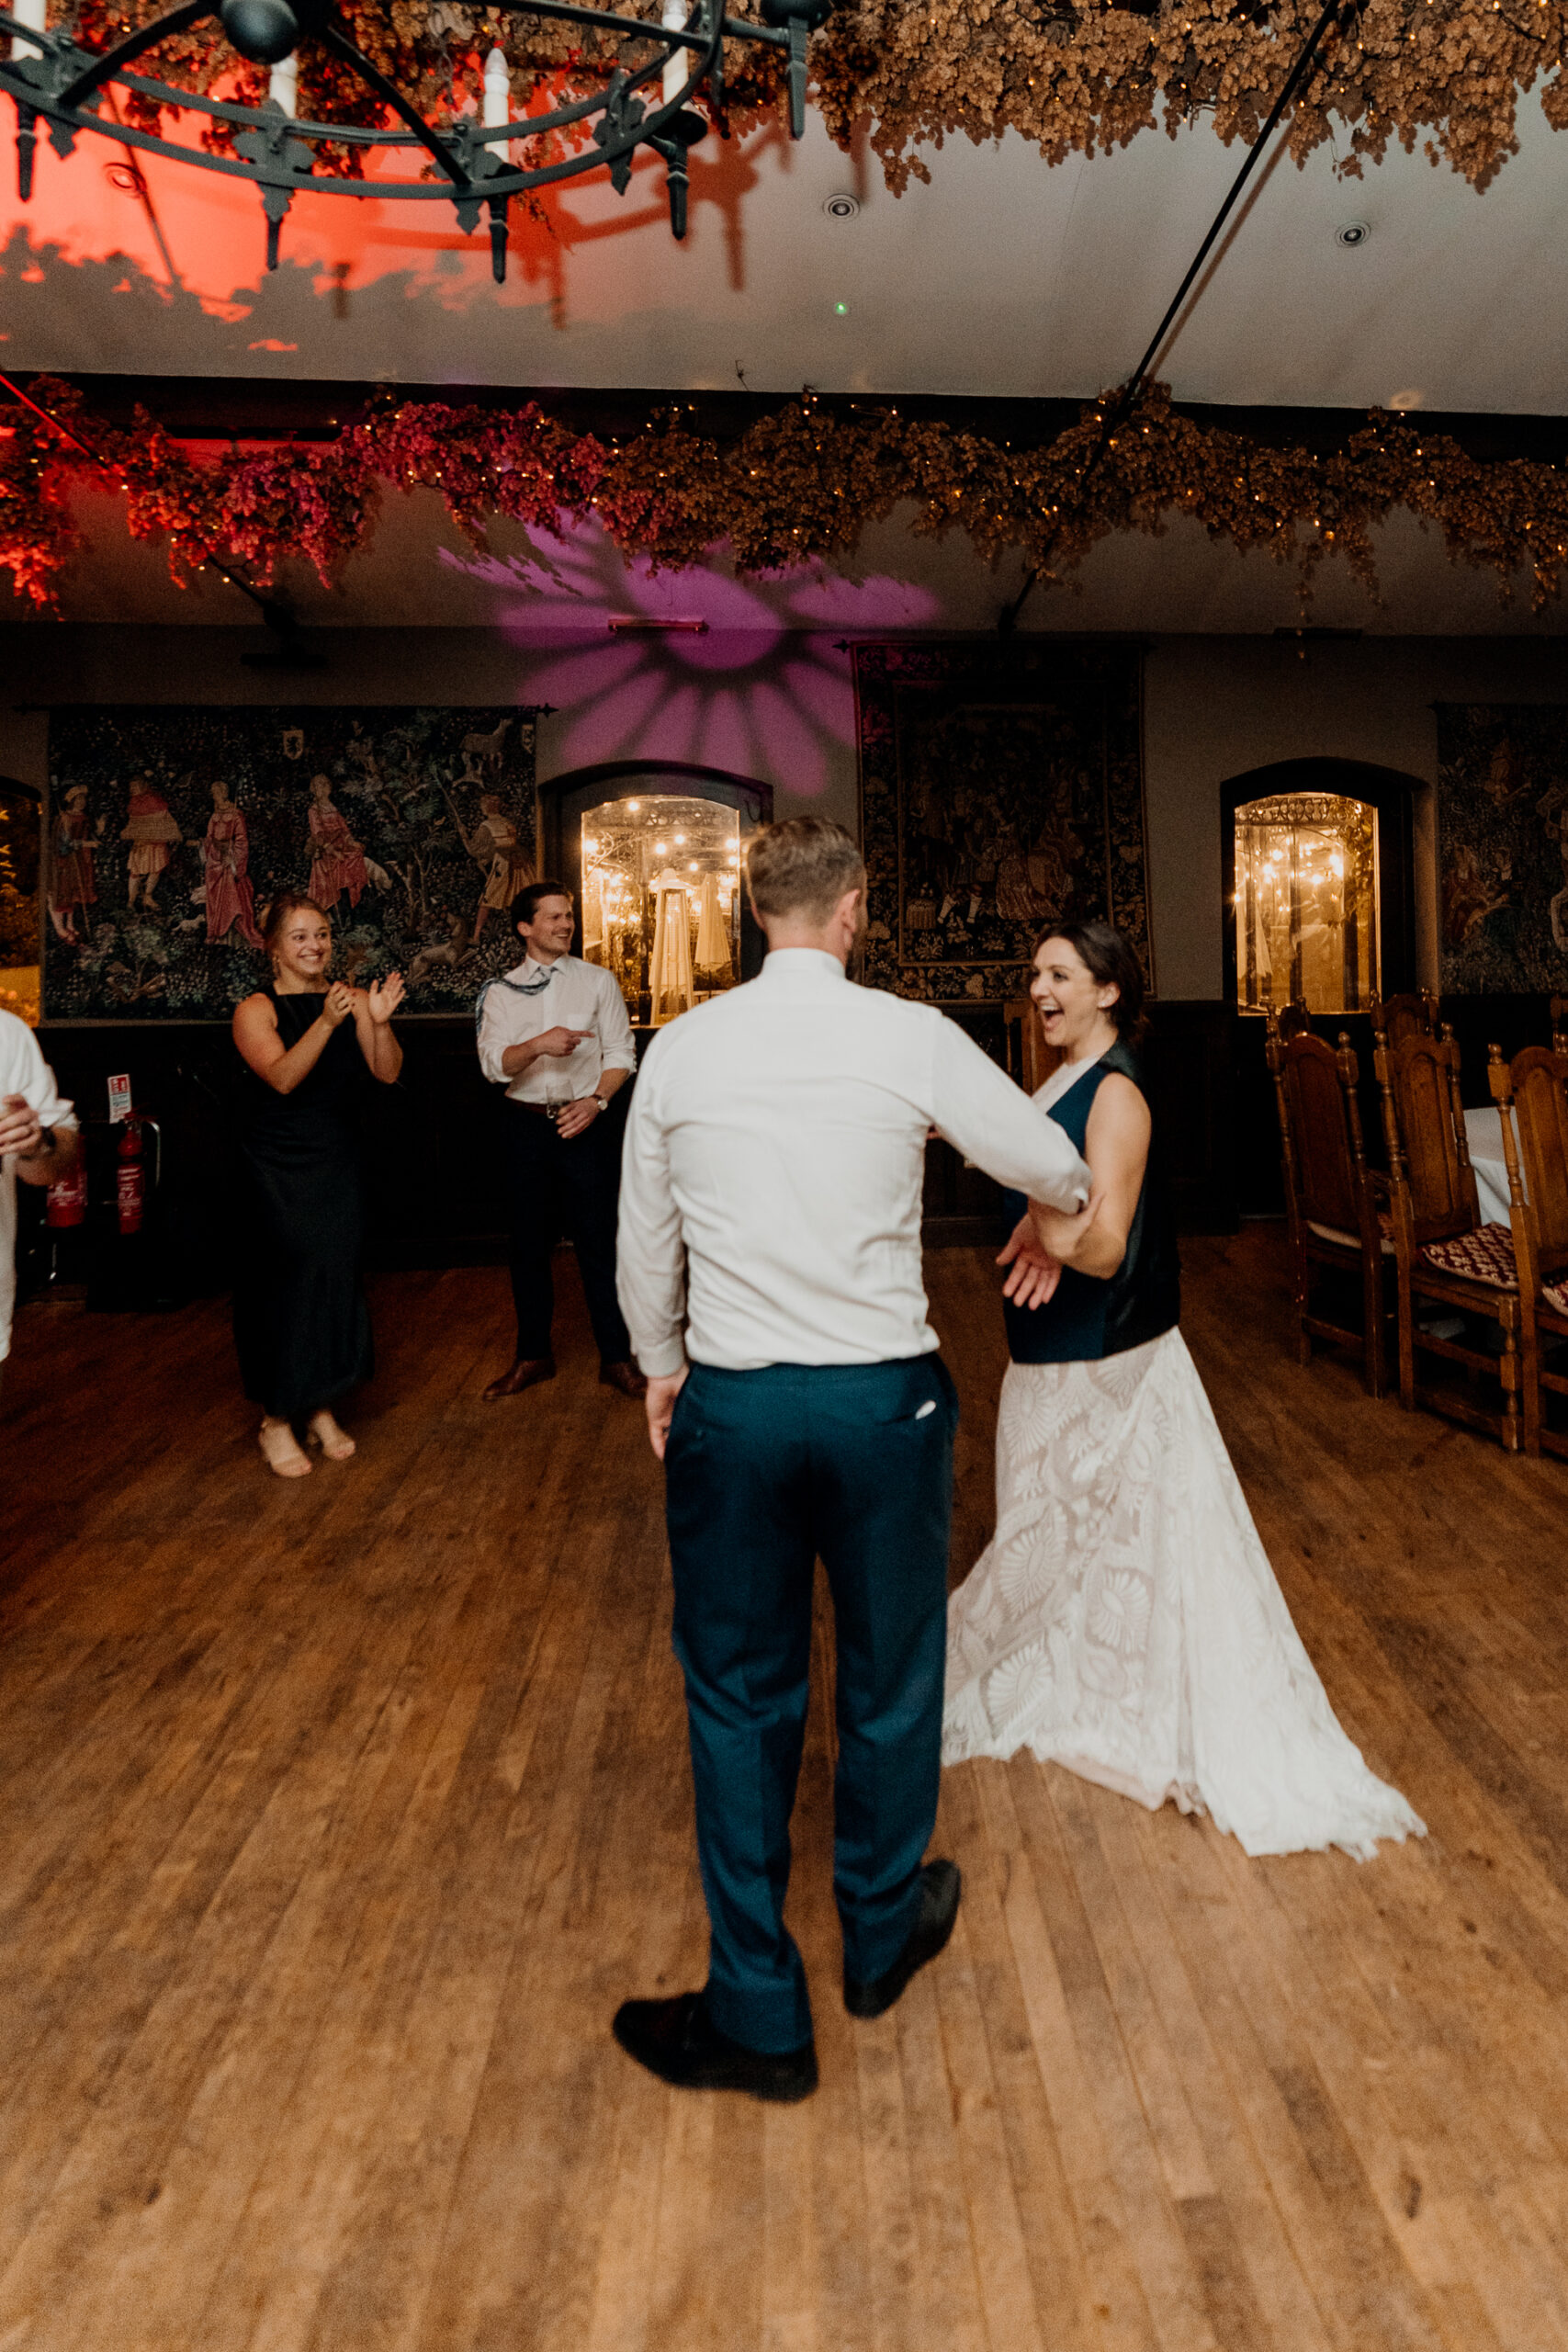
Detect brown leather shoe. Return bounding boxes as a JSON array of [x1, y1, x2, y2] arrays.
[[482, 1355, 556, 1402], [599, 1359, 648, 1399]]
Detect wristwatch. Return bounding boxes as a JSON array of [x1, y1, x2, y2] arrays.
[[592, 1093, 609, 1114]]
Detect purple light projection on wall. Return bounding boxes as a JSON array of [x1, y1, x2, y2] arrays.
[[438, 518, 943, 798]]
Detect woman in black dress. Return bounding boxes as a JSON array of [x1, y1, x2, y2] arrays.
[[232, 895, 404, 1476]]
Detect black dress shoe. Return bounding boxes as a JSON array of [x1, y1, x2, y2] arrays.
[[844, 1859, 962, 2020], [481, 1355, 556, 1403], [599, 1359, 648, 1399], [612, 1991, 818, 2102]]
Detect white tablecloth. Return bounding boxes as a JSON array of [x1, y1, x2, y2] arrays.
[[1465, 1105, 1524, 1228]]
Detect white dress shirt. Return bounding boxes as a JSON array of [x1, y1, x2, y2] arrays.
[[0, 1012, 74, 1364], [476, 955, 637, 1105], [617, 949, 1092, 1376]]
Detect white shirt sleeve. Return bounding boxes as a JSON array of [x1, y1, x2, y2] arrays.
[[596, 971, 637, 1076], [476, 982, 516, 1089], [929, 1018, 1091, 1209], [0, 1023, 74, 1173], [615, 1048, 689, 1378]]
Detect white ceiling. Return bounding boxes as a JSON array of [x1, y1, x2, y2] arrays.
[[3, 85, 1568, 409]]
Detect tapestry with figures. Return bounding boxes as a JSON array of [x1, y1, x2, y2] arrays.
[[853, 641, 1150, 1005], [1435, 704, 1568, 994], [42, 706, 539, 1020]]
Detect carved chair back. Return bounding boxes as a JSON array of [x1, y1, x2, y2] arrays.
[[1269, 1028, 1367, 1238], [1493, 1045, 1568, 1275], [1374, 1025, 1479, 1245], [1371, 989, 1440, 1051], [1273, 1001, 1312, 1043]]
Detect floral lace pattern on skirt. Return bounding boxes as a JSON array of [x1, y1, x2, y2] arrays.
[[942, 1329, 1425, 1861]]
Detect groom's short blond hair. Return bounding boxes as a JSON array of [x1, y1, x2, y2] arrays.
[[744, 818, 865, 924]]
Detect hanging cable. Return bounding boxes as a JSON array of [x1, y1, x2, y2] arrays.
[[999, 0, 1363, 635]]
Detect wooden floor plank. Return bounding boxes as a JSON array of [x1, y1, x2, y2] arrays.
[[0, 1230, 1565, 2349]]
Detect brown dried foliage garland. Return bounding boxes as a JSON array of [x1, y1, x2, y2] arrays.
[[53, 0, 1568, 191]]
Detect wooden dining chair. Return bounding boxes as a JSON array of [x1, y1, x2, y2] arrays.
[[1266, 1016, 1390, 1396], [1273, 1001, 1312, 1042], [1374, 1023, 1523, 1449], [1487, 1041, 1568, 1459], [1369, 989, 1439, 1051], [1003, 999, 1061, 1096]]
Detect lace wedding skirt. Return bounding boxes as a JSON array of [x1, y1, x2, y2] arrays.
[[942, 1329, 1425, 1860]]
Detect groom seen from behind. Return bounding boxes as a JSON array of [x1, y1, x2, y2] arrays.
[[613, 816, 1092, 2101]]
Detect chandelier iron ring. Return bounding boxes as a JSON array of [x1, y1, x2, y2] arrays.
[[0, 0, 827, 274]]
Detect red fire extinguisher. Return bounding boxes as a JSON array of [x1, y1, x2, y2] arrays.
[[45, 1156, 88, 1229], [116, 1114, 146, 1238]]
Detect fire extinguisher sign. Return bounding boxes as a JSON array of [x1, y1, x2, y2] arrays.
[[107, 1074, 132, 1125]]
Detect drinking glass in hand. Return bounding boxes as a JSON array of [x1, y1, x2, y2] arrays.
[[544, 1079, 570, 1125]]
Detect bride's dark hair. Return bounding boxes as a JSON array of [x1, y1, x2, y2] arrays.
[[1033, 921, 1149, 1046]]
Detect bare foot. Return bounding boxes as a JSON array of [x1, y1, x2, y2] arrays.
[[308, 1410, 356, 1461], [259, 1418, 312, 1477]]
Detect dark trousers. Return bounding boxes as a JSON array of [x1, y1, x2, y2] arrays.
[[664, 1354, 959, 2052], [501, 1096, 633, 1365]]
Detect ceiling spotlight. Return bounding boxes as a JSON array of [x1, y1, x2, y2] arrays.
[[823, 193, 860, 220], [1336, 220, 1371, 248]]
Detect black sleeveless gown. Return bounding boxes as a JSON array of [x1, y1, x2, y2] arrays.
[[233, 988, 374, 1421]]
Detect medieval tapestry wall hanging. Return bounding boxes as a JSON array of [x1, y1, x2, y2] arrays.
[[853, 641, 1150, 1006], [43, 707, 540, 1021], [1434, 704, 1568, 995]]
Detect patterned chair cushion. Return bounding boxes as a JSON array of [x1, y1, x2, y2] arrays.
[[1418, 1223, 1517, 1289], [1545, 1276, 1568, 1318]]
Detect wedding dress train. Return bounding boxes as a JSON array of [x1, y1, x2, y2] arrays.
[[942, 1328, 1425, 1860]]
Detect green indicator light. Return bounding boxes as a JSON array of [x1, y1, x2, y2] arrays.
[[834, 301, 849, 315]]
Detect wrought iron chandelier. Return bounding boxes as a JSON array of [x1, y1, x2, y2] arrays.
[[0, 0, 829, 277]]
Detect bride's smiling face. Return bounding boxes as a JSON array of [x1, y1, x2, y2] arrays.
[[1030, 935, 1120, 1055]]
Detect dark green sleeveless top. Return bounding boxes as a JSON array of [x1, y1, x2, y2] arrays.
[[1002, 1038, 1180, 1365]]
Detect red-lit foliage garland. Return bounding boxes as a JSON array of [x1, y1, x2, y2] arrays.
[[3, 377, 1566, 614]]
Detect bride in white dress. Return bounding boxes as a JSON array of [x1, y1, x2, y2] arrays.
[[942, 922, 1424, 1860]]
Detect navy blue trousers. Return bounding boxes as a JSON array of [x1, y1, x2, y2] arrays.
[[664, 1354, 959, 2053]]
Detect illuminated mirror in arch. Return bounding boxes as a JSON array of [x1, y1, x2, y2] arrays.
[[539, 762, 773, 1031], [1234, 792, 1380, 1016], [581, 797, 742, 1024], [0, 781, 41, 1027]]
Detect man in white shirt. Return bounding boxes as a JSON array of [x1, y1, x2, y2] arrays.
[[476, 881, 645, 1402], [612, 817, 1092, 2102], [0, 1010, 78, 1375]]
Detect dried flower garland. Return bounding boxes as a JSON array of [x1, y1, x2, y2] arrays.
[[51, 0, 1568, 193], [3, 377, 1566, 618]]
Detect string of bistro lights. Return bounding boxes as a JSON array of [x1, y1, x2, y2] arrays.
[[3, 375, 1567, 617]]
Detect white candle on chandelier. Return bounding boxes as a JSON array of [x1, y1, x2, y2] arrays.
[[661, 0, 686, 110], [268, 52, 298, 116], [12, 0, 46, 61], [483, 45, 510, 132]]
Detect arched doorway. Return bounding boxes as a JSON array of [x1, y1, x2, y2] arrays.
[[1221, 758, 1422, 1215], [537, 759, 774, 1028]]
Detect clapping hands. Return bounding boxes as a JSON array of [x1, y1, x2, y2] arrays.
[[366, 971, 405, 1024]]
